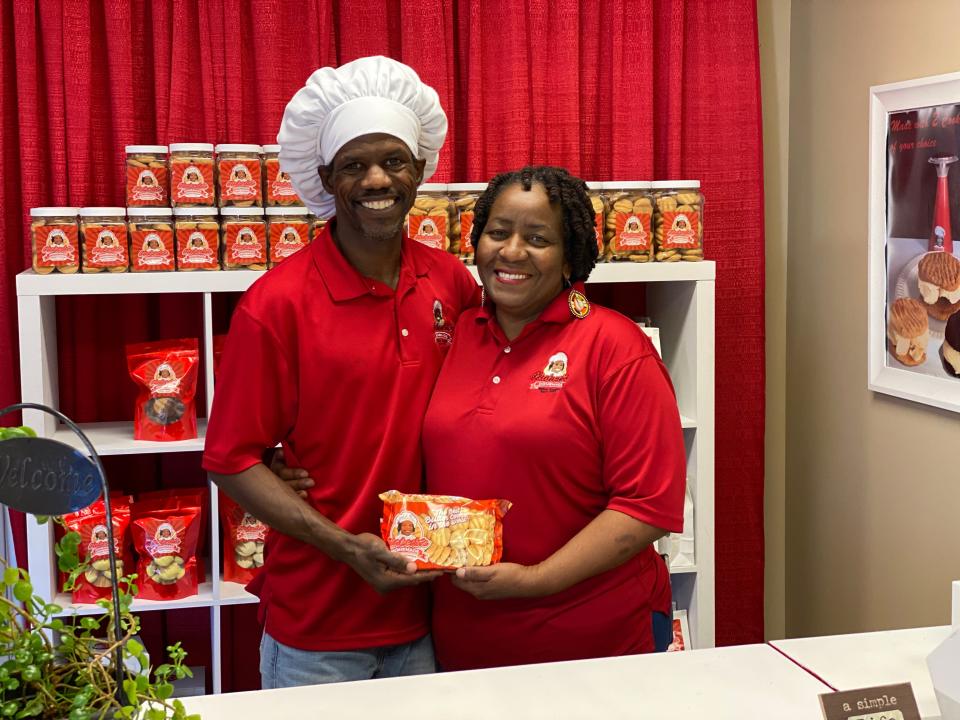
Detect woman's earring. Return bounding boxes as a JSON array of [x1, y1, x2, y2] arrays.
[[563, 276, 572, 289]]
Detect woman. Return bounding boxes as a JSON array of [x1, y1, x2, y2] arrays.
[[421, 166, 685, 670], [277, 166, 685, 670]]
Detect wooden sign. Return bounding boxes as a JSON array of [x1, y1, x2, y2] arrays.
[[820, 683, 921, 720]]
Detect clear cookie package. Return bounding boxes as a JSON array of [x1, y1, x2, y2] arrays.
[[30, 207, 80, 274], [605, 181, 654, 262], [407, 184, 450, 252], [652, 180, 704, 262], [125, 145, 169, 207]]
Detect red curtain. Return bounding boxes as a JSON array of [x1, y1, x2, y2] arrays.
[[0, 0, 765, 673]]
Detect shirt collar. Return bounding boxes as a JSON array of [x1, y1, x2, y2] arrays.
[[312, 218, 432, 301], [476, 282, 587, 342]]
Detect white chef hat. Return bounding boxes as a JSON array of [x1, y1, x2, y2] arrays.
[[277, 56, 448, 218]]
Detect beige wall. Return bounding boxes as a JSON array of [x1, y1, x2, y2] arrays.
[[784, 0, 960, 637], [758, 0, 791, 641]]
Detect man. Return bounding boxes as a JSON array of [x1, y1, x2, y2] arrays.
[[202, 56, 477, 688]]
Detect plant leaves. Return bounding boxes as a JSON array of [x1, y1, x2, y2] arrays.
[[155, 682, 174, 700], [123, 678, 138, 706], [12, 581, 32, 603], [3, 568, 18, 586], [126, 639, 144, 658]]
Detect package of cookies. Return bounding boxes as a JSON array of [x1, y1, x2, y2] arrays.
[[30, 207, 80, 274], [584, 182, 607, 259], [263, 144, 302, 207], [221, 207, 267, 270], [447, 183, 485, 264], [170, 143, 215, 207], [652, 180, 704, 262], [62, 494, 133, 604], [606, 182, 654, 262], [266, 207, 310, 267], [379, 490, 511, 570], [131, 501, 202, 601], [125, 145, 169, 207], [216, 144, 263, 207], [80, 207, 128, 273], [219, 492, 268, 585], [407, 184, 450, 251], [126, 338, 200, 441], [128, 207, 175, 272], [174, 208, 220, 271]]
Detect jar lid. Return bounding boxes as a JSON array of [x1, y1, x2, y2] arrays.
[[125, 145, 168, 154], [126, 207, 173, 217], [215, 144, 263, 153], [173, 207, 218, 217], [447, 183, 487, 192], [219, 207, 265, 217], [30, 207, 79, 217], [605, 181, 652, 190], [265, 207, 309, 216], [79, 207, 126, 216], [650, 180, 701, 189], [584, 182, 604, 190], [262, 144, 281, 153], [417, 183, 447, 192], [169, 143, 215, 153]]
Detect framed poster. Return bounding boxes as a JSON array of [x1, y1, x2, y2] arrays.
[[869, 72, 960, 413]]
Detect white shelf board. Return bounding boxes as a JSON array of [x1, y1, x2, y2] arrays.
[[219, 581, 260, 606], [53, 420, 207, 455], [466, 261, 715, 284], [16, 261, 715, 297], [680, 414, 696, 429], [52, 581, 215, 616], [670, 563, 698, 574]]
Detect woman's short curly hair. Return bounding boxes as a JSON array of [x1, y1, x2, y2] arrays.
[[470, 166, 598, 282]]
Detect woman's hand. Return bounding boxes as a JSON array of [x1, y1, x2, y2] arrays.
[[451, 562, 547, 600]]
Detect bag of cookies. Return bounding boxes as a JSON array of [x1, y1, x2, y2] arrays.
[[219, 492, 268, 585], [379, 490, 511, 570], [62, 494, 133, 604], [135, 488, 209, 583], [131, 501, 202, 601], [407, 184, 450, 251], [652, 180, 704, 262], [126, 338, 200, 442]]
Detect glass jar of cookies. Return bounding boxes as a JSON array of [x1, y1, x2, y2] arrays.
[[125, 145, 169, 207], [407, 184, 450, 251], [170, 143, 215, 208], [652, 180, 704, 262], [220, 207, 267, 270], [447, 183, 485, 264], [79, 207, 128, 273], [216, 144, 263, 208], [584, 182, 608, 260], [128, 207, 175, 272], [266, 207, 310, 268], [174, 208, 220, 271], [30, 207, 80, 274], [262, 144, 301, 207], [605, 182, 654, 262]]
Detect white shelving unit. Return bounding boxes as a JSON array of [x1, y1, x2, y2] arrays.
[[16, 260, 714, 692]]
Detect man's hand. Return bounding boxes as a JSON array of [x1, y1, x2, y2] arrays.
[[270, 448, 315, 499], [450, 562, 547, 600], [344, 533, 442, 594]]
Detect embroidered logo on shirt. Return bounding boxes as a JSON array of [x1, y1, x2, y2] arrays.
[[529, 351, 569, 392], [433, 299, 453, 347]]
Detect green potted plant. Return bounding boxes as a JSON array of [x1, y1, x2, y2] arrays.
[[0, 425, 200, 720]]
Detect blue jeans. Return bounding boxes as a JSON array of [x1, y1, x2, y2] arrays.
[[259, 632, 436, 689]]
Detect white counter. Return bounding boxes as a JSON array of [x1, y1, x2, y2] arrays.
[[181, 643, 827, 720], [771, 625, 952, 720]]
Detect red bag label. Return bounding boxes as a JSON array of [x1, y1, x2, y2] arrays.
[[171, 160, 214, 204], [224, 223, 266, 264], [410, 214, 447, 250], [266, 159, 299, 203], [460, 211, 475, 254], [612, 212, 652, 253], [132, 228, 175, 271], [269, 222, 308, 264], [660, 210, 700, 249], [177, 227, 219, 269], [127, 165, 168, 206], [594, 212, 604, 253], [35, 224, 79, 267], [84, 226, 128, 268], [219, 160, 262, 203]]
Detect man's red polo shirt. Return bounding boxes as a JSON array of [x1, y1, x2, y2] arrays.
[[203, 221, 477, 651], [422, 287, 686, 670]]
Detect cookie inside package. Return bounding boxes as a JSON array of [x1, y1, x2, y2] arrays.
[[126, 338, 199, 441], [379, 491, 511, 570]]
